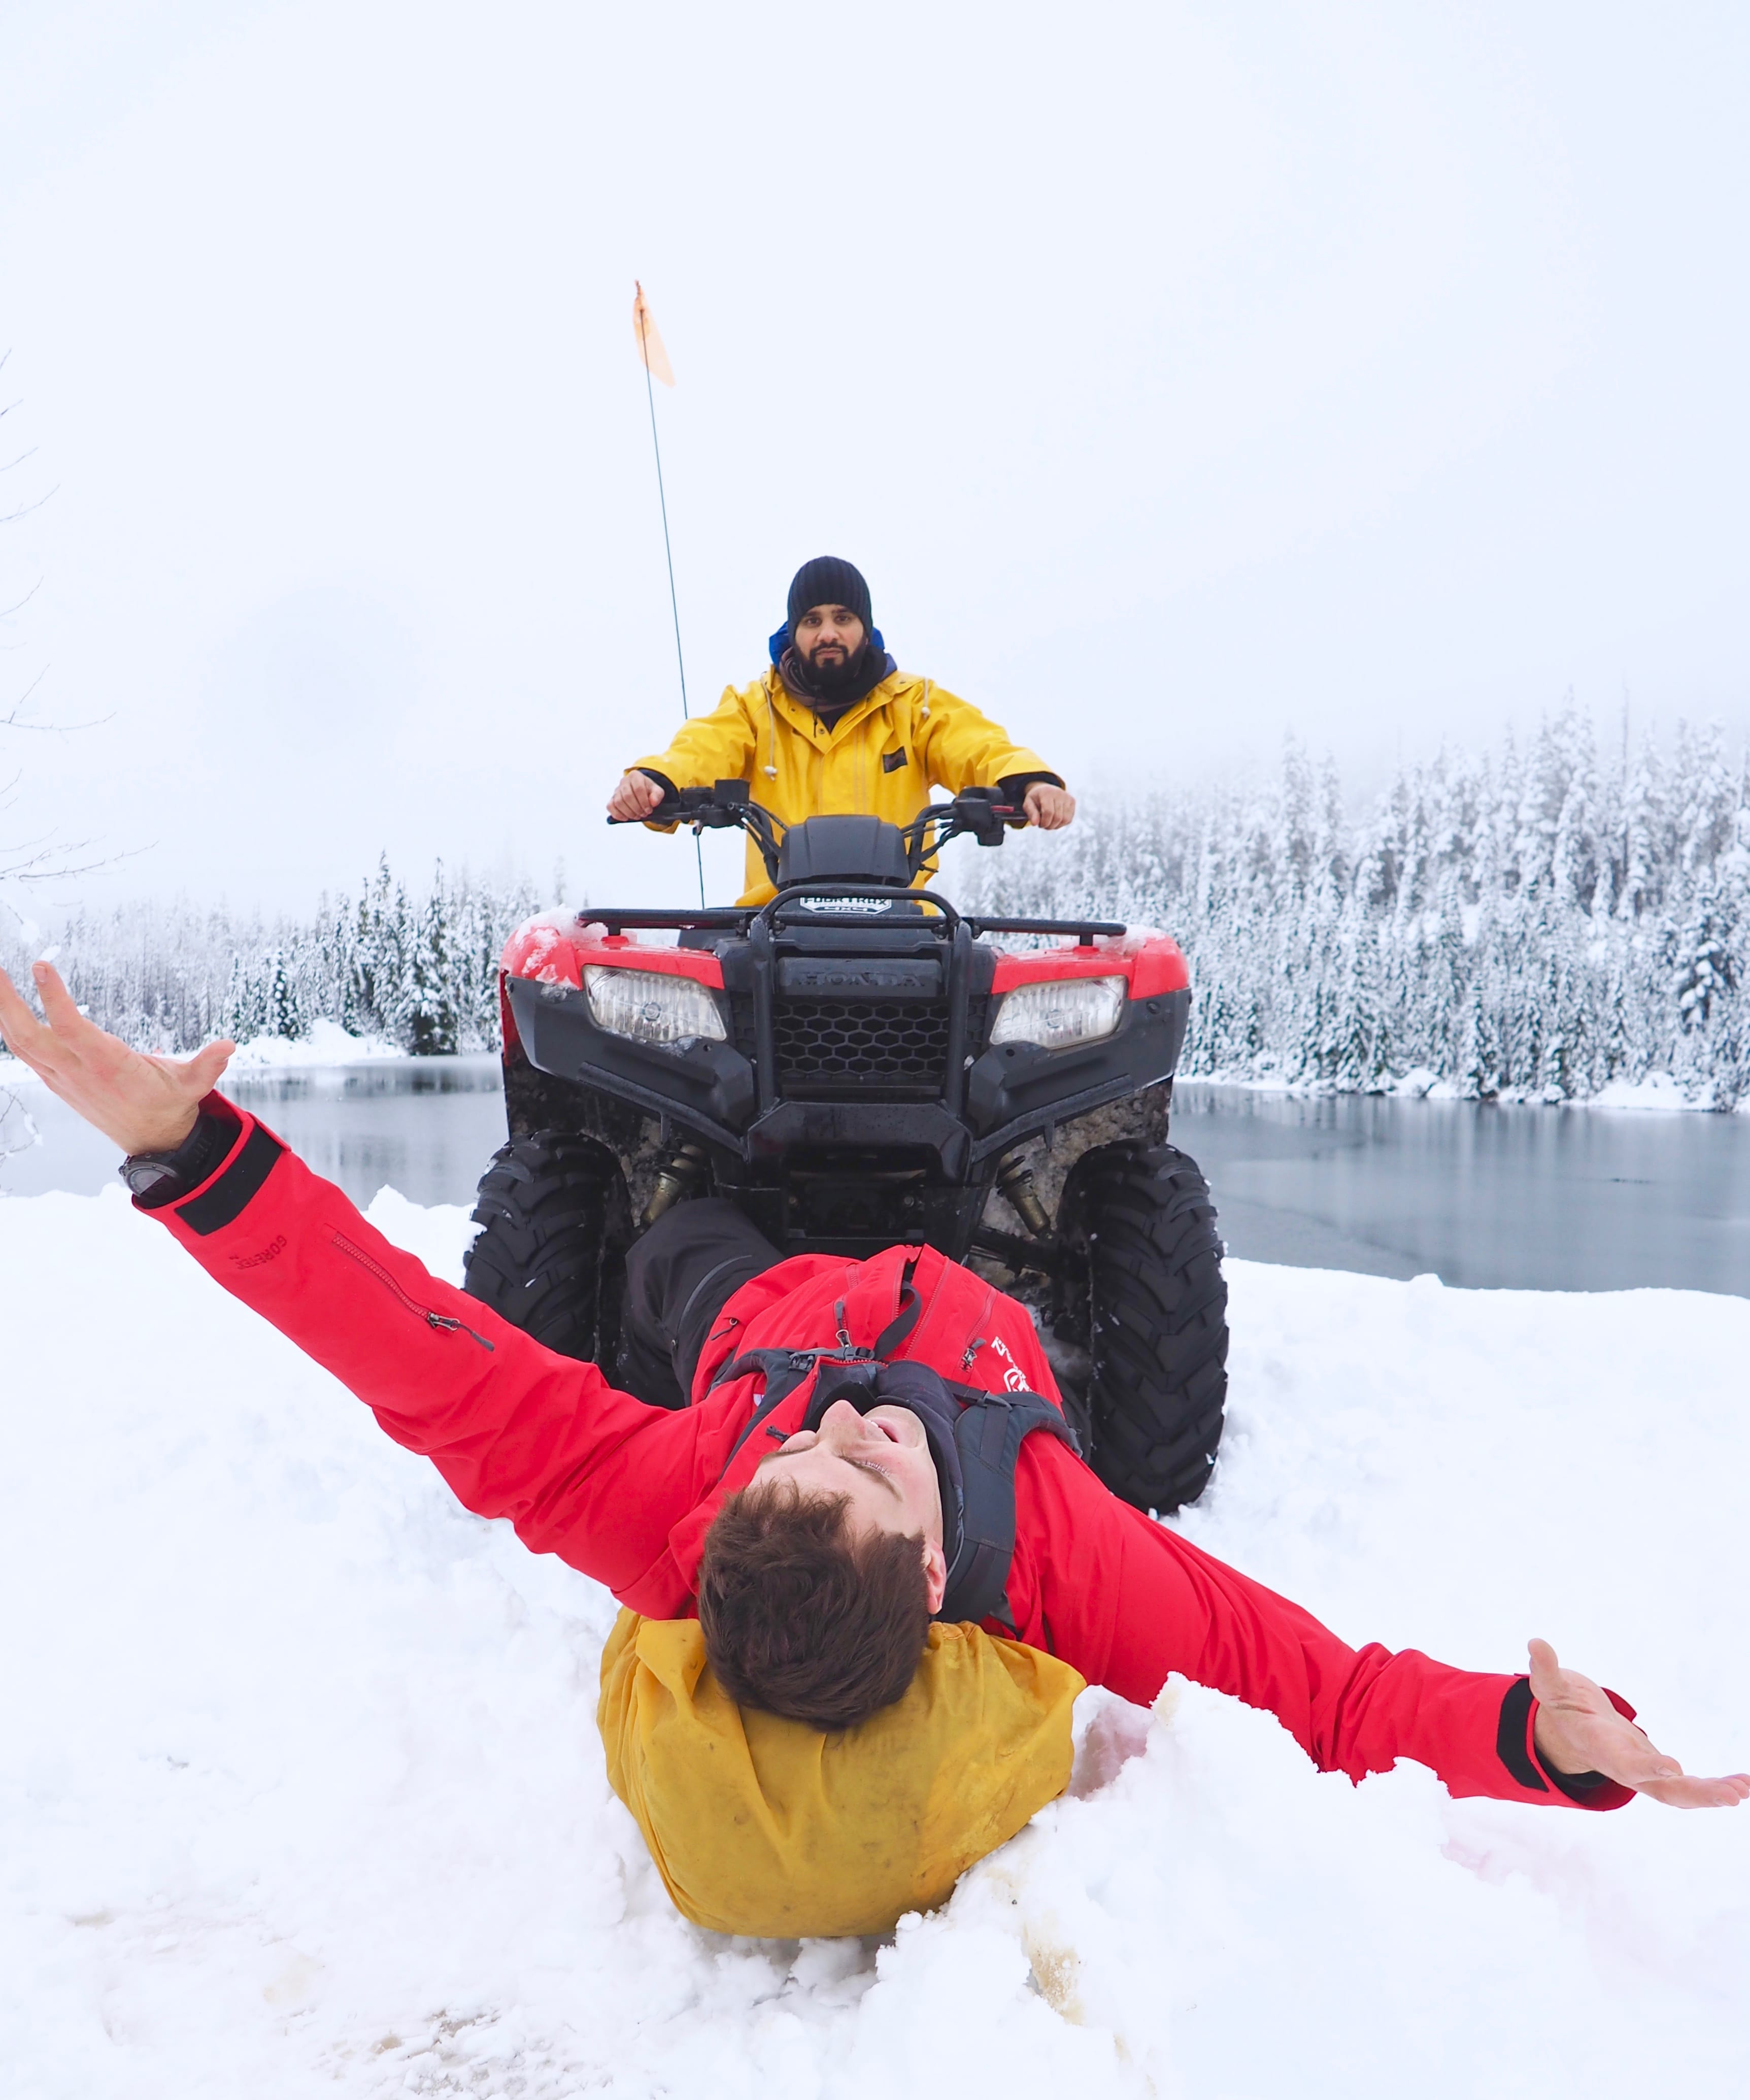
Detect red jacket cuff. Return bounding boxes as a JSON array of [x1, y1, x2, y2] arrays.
[[1499, 1676, 1636, 1811], [134, 1094, 288, 1237]]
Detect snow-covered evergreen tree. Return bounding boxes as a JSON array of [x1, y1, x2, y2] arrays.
[[8, 713, 1748, 1102], [956, 712, 1750, 1108], [5, 859, 539, 1060]]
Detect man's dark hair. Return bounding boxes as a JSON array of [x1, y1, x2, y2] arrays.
[[697, 1481, 930, 1731]]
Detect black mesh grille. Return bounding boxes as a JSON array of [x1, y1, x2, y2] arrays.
[[773, 999, 951, 1094]]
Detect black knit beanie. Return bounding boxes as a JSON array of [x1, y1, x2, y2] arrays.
[[787, 556, 872, 634]]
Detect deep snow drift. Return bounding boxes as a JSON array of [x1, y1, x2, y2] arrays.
[[3, 1184, 1747, 2098]]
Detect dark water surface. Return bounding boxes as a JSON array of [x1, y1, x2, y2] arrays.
[[2, 1056, 510, 1213], [1169, 1083, 1750, 1295], [6, 1060, 1748, 1297]]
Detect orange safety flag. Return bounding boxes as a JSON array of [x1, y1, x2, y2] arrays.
[[633, 282, 675, 386]]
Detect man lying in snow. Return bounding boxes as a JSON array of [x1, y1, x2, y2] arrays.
[[4, 962, 1743, 1941], [605, 554, 1076, 905]]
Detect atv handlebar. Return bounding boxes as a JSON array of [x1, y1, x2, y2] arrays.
[[605, 781, 790, 881], [608, 780, 1027, 888]]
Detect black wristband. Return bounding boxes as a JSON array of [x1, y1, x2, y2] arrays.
[[997, 772, 1065, 805], [1495, 1675, 1612, 1802], [121, 1112, 232, 1207]]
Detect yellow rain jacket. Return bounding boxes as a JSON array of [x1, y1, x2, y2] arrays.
[[598, 1610, 1083, 1938], [631, 669, 1056, 906]]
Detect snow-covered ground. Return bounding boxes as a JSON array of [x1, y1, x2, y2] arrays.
[[0, 1028, 395, 1120], [1197, 1062, 1739, 1111], [226, 1019, 405, 1069], [4, 1040, 1733, 1111], [3, 1186, 1747, 2099], [0, 1018, 401, 1090]]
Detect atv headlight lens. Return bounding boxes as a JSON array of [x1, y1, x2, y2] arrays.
[[989, 974, 1126, 1050], [585, 965, 727, 1047]]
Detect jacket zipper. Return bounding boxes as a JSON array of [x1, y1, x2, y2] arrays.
[[331, 1231, 495, 1349], [960, 1285, 999, 1369]]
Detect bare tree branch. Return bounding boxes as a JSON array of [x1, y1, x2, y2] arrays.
[[0, 1083, 41, 1170], [1, 666, 52, 722], [0, 673, 112, 735], [0, 352, 116, 893], [0, 485, 57, 527], [4, 843, 133, 885]]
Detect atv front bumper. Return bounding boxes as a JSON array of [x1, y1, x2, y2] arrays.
[[504, 973, 1190, 1173]]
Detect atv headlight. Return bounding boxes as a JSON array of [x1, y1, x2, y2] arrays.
[[989, 974, 1126, 1051], [585, 965, 727, 1047]]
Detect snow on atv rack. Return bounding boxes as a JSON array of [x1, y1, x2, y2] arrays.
[[571, 905, 1128, 940], [466, 780, 1228, 1514]]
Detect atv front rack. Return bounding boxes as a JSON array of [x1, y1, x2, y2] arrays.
[[606, 784, 1124, 940], [577, 902, 1127, 943]]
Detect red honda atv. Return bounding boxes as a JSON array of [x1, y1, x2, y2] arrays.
[[463, 783, 1227, 1513]]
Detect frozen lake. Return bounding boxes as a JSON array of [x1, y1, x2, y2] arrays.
[[1169, 1085, 1750, 1294], [0, 1055, 512, 1214], [5, 1059, 1748, 1297]]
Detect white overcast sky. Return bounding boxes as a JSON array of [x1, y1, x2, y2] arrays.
[[3, 0, 1747, 914]]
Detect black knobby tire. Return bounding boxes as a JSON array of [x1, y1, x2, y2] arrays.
[[463, 1132, 630, 1366], [1057, 1142, 1228, 1513]]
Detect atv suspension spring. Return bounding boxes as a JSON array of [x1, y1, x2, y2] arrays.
[[996, 1150, 1053, 1238], [642, 1139, 710, 1227]]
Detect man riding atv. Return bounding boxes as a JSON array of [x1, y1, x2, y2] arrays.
[[5, 961, 1742, 1945], [606, 555, 1075, 905]]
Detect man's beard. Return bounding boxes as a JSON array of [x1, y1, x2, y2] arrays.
[[797, 638, 867, 691], [778, 629, 891, 716]]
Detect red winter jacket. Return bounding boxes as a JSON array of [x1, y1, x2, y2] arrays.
[[143, 1099, 1632, 1813]]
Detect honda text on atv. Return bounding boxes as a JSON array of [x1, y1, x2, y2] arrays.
[[464, 784, 1228, 1513]]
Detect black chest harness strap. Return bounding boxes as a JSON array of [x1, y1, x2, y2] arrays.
[[802, 1360, 1079, 1629], [709, 1275, 927, 1467], [703, 1269, 1078, 1630]]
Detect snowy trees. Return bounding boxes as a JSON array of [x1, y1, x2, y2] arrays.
[[0, 365, 77, 1163], [2, 862, 540, 1058], [962, 709, 1750, 1107], [0, 354, 65, 904], [7, 706, 1750, 1103], [0, 382, 530, 1106]]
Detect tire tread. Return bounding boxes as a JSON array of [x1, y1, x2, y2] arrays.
[[1061, 1141, 1229, 1512], [462, 1131, 629, 1365]]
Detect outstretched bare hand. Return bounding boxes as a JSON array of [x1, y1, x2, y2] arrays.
[[0, 961, 234, 1157], [1529, 1639, 1749, 1809]]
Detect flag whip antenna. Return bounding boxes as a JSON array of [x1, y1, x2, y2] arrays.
[[634, 281, 704, 909]]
